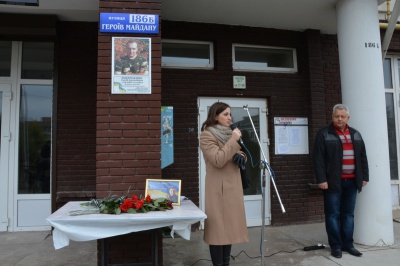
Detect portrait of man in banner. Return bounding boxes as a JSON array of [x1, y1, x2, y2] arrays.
[[111, 37, 152, 94], [113, 37, 149, 75]]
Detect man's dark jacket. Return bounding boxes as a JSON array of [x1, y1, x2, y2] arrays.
[[313, 123, 369, 192]]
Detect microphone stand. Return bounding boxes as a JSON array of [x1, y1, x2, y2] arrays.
[[243, 105, 285, 266]]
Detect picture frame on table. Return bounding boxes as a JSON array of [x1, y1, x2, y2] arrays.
[[145, 179, 182, 206]]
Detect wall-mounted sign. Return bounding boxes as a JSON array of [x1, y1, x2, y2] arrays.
[[274, 117, 308, 125], [100, 13, 159, 34], [112, 37, 151, 94], [364, 42, 380, 49], [233, 76, 246, 89]]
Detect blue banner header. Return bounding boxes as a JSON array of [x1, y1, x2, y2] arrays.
[[100, 13, 159, 34]]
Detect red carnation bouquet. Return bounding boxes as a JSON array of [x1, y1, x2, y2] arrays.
[[81, 193, 173, 215]]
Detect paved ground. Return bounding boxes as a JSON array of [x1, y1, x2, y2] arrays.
[[1, 210, 399, 266], [0, 231, 96, 266], [164, 214, 400, 266]]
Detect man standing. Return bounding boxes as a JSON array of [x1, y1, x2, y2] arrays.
[[114, 40, 148, 75], [313, 104, 369, 259]]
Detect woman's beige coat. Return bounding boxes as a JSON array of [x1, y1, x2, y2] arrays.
[[200, 129, 249, 245]]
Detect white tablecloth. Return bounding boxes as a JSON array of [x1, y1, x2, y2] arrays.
[[46, 200, 207, 249]]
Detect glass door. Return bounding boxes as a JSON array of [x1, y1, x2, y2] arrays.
[[15, 84, 52, 230], [1, 41, 54, 231], [383, 56, 400, 208], [198, 97, 270, 227], [14, 41, 54, 230]]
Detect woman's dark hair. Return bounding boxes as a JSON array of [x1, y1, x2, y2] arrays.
[[201, 102, 230, 131]]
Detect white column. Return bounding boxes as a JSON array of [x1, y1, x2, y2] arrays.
[[336, 0, 394, 245]]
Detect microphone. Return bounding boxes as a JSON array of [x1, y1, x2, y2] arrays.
[[230, 124, 244, 146]]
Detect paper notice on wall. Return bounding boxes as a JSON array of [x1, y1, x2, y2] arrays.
[[278, 144, 290, 154], [274, 117, 309, 155], [277, 126, 289, 144], [289, 127, 302, 146], [276, 126, 289, 154]]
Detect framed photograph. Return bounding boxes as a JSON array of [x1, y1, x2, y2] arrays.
[[145, 179, 181, 206]]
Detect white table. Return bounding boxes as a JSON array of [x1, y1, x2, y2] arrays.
[[46, 199, 207, 250]]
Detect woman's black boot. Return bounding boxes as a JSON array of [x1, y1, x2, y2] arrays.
[[222, 256, 230, 266]]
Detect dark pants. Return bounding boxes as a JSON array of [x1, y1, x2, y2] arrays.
[[209, 245, 231, 266], [323, 178, 358, 250]]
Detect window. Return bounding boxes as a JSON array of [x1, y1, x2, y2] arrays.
[[162, 40, 213, 69], [383, 58, 393, 88], [0, 0, 38, 6], [18, 85, 53, 194], [233, 44, 297, 73], [384, 57, 399, 181], [15, 41, 54, 194], [21, 42, 54, 79], [0, 41, 12, 77]]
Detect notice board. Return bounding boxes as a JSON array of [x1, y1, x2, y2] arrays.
[[274, 117, 308, 155]]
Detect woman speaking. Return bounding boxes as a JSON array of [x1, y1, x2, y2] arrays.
[[200, 101, 249, 266]]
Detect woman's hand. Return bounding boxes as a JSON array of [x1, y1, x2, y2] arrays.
[[233, 153, 246, 169], [231, 128, 242, 142]]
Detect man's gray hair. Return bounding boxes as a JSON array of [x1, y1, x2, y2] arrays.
[[333, 104, 349, 116]]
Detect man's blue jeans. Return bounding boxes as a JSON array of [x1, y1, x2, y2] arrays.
[[323, 179, 358, 250]]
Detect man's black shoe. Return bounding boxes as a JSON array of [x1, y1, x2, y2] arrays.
[[342, 247, 362, 257], [331, 249, 342, 258]]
